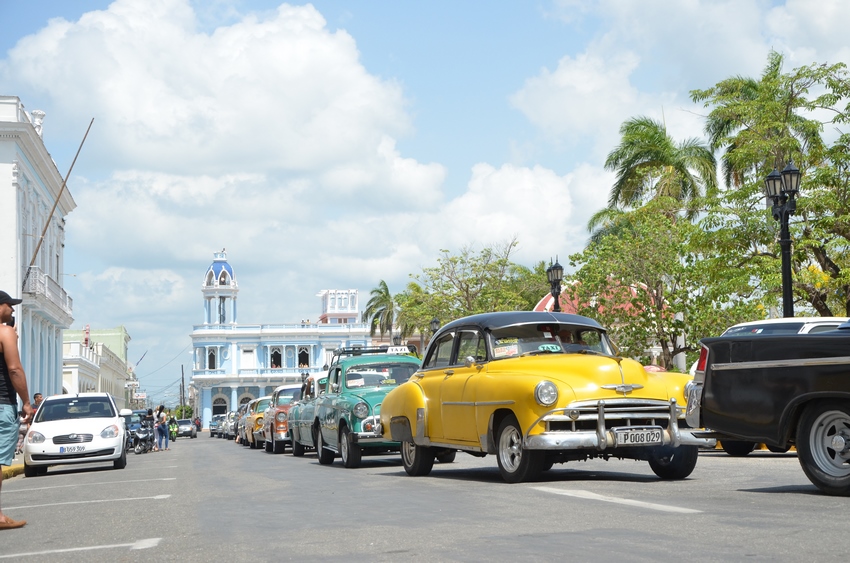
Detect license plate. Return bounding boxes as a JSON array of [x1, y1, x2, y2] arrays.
[[614, 427, 662, 446], [59, 445, 86, 453]]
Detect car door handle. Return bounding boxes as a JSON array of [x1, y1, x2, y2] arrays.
[[443, 370, 454, 376]]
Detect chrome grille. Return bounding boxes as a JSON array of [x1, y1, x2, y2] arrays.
[[53, 434, 94, 444]]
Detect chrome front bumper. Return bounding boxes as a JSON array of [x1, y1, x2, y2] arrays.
[[523, 398, 716, 451]]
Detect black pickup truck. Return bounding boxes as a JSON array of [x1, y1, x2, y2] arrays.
[[686, 327, 850, 495]]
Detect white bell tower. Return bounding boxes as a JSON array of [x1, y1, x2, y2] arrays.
[[202, 249, 238, 325]]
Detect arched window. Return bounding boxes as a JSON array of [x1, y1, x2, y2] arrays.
[[271, 347, 282, 369], [298, 347, 309, 368], [208, 349, 217, 370], [213, 397, 227, 415]]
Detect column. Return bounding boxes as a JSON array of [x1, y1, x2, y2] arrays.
[[202, 387, 212, 429], [230, 386, 238, 411]]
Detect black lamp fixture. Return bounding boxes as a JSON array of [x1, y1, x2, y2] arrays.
[[430, 317, 440, 334], [763, 160, 801, 318], [546, 257, 564, 313]]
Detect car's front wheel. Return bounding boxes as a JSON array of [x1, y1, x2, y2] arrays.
[[23, 462, 37, 478], [721, 440, 757, 456], [292, 435, 305, 457], [648, 445, 698, 479], [316, 429, 335, 465], [797, 400, 850, 496], [435, 450, 456, 464], [496, 414, 543, 483], [114, 446, 127, 469], [271, 434, 285, 454], [401, 440, 434, 476], [340, 425, 361, 468]]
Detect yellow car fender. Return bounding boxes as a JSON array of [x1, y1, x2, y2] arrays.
[[381, 378, 427, 444]]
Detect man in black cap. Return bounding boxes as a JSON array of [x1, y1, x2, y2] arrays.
[[0, 290, 31, 530]]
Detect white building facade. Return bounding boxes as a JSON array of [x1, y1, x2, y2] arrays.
[[0, 96, 75, 399], [189, 252, 371, 428], [63, 327, 133, 409]]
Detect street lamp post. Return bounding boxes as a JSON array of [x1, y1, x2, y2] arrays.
[[763, 161, 802, 318], [546, 258, 564, 313]]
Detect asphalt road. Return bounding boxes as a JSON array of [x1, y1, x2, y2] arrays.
[[1, 434, 846, 562]]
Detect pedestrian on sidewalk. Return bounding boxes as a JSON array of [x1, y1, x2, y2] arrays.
[[155, 405, 169, 451], [0, 290, 32, 530]]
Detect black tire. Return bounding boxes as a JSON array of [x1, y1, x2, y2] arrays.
[[249, 436, 257, 449], [292, 435, 306, 457], [721, 440, 757, 457], [271, 434, 285, 454], [767, 444, 791, 453], [114, 447, 127, 469], [401, 440, 434, 476], [340, 426, 362, 469], [436, 450, 456, 464], [134, 443, 143, 455], [496, 414, 543, 483], [797, 400, 850, 495], [316, 429, 335, 465], [209, 431, 214, 438], [264, 437, 273, 452], [541, 458, 555, 472], [648, 445, 699, 480], [23, 462, 37, 478]]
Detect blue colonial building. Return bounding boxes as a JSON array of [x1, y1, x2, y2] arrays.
[[189, 251, 372, 428]]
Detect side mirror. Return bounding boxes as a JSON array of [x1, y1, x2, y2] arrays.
[[119, 409, 133, 417], [464, 356, 477, 368]]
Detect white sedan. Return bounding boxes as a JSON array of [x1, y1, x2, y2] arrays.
[[23, 393, 131, 477]]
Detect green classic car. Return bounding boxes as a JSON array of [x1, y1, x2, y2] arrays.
[[314, 347, 421, 468]]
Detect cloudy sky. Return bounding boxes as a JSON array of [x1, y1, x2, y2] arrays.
[[1, 0, 847, 402]]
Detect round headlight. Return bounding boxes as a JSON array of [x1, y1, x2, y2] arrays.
[[276, 412, 287, 422], [535, 381, 559, 407], [28, 431, 45, 444], [353, 402, 369, 419]]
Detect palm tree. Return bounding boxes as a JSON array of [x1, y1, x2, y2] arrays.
[[603, 116, 718, 214], [364, 280, 396, 339]]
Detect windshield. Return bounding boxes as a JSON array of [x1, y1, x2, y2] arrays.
[[255, 399, 271, 412], [489, 323, 614, 359], [37, 397, 116, 422], [276, 388, 301, 406], [724, 322, 805, 336], [344, 362, 418, 389], [177, 419, 192, 425]]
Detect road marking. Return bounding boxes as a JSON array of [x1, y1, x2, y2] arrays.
[[4, 494, 170, 511], [6, 477, 176, 493], [531, 487, 702, 514], [0, 538, 162, 558]]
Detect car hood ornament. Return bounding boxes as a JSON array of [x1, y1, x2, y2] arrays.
[[601, 383, 644, 396]]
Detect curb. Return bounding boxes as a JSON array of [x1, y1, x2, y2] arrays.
[[2, 463, 23, 479]]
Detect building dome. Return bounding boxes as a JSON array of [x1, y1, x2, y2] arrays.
[[204, 249, 235, 287]]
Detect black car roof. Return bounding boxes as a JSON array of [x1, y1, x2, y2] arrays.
[[437, 311, 604, 334]]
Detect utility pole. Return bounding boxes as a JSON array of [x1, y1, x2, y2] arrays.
[[180, 365, 185, 416]]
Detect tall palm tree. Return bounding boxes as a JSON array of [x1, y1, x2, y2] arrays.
[[364, 280, 396, 339], [603, 116, 718, 214]]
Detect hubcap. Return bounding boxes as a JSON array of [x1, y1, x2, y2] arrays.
[[811, 410, 850, 477], [499, 425, 523, 472], [341, 432, 348, 461], [402, 441, 415, 465]]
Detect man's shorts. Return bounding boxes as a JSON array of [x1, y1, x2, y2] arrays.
[[0, 404, 20, 466]]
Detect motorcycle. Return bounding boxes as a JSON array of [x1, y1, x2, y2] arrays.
[[134, 420, 155, 454]]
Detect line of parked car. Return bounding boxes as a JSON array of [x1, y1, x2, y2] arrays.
[[211, 311, 717, 484]]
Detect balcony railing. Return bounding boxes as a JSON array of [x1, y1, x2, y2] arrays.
[[22, 266, 73, 315]]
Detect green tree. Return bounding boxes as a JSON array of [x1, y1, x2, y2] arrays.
[[567, 198, 759, 369], [692, 51, 850, 315], [363, 280, 397, 338], [603, 116, 718, 216], [395, 239, 545, 325]]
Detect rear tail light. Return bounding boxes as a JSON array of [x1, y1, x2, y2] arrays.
[[696, 346, 708, 372]]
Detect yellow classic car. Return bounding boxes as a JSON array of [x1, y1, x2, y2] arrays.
[[379, 311, 715, 483], [242, 396, 271, 450]]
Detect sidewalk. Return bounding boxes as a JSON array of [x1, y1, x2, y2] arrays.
[[2, 450, 24, 479]]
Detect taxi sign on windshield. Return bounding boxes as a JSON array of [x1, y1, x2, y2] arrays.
[[386, 346, 413, 355]]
